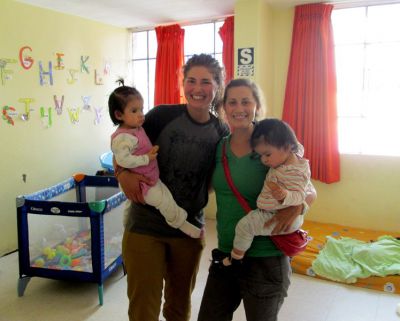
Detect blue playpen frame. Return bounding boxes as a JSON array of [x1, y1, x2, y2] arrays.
[[16, 173, 126, 305]]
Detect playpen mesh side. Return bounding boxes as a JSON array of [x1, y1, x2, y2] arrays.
[[26, 184, 126, 273], [26, 183, 92, 272], [28, 215, 93, 272], [103, 191, 126, 268]]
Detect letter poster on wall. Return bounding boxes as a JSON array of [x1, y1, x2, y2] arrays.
[[237, 48, 254, 77]]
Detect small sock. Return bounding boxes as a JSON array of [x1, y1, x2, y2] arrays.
[[179, 221, 201, 238], [231, 250, 244, 260]]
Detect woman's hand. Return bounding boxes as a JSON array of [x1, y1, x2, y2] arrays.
[[113, 156, 151, 204], [118, 170, 149, 204], [264, 188, 317, 234], [264, 205, 303, 234]]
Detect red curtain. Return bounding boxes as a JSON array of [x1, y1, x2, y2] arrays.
[[219, 16, 234, 83], [154, 24, 185, 105], [282, 4, 340, 183]]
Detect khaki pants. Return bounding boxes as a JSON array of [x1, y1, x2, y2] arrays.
[[122, 231, 205, 321]]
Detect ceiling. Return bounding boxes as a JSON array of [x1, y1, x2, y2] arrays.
[[15, 0, 386, 29]]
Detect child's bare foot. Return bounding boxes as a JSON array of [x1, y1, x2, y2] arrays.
[[222, 257, 232, 266]]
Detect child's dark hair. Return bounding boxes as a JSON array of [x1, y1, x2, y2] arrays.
[[251, 118, 299, 153], [108, 78, 143, 125], [182, 54, 225, 115]]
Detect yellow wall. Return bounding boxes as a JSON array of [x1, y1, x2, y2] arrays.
[[0, 0, 129, 255], [234, 0, 273, 111], [2, 1, 399, 257], [205, 2, 400, 233]]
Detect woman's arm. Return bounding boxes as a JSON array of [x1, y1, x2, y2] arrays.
[[264, 188, 317, 234], [113, 158, 151, 204]]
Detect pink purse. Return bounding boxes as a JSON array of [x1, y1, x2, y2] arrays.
[[221, 141, 309, 257]]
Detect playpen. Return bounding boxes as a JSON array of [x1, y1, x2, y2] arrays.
[[16, 173, 126, 305]]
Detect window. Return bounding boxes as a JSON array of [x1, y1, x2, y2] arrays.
[[332, 4, 400, 156], [131, 30, 157, 113], [183, 21, 224, 63], [131, 21, 224, 112]]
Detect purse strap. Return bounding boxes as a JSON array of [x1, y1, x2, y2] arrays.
[[222, 140, 252, 214]]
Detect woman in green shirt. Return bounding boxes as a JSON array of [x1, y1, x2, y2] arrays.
[[198, 78, 315, 321]]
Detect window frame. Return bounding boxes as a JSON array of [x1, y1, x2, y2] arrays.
[[130, 19, 225, 112], [332, 3, 400, 157]]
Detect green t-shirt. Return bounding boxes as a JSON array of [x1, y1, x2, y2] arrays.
[[212, 136, 282, 257]]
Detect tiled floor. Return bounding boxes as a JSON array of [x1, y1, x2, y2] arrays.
[[1, 219, 399, 321]]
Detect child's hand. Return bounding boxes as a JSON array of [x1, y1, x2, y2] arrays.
[[267, 181, 287, 201], [147, 145, 159, 161]]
